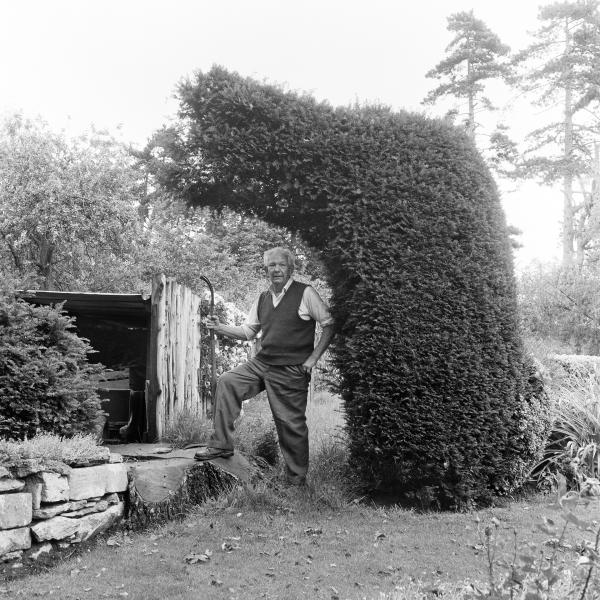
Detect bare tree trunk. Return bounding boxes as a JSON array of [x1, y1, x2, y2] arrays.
[[37, 234, 56, 289], [562, 17, 575, 268], [467, 57, 476, 142], [1, 233, 25, 273]]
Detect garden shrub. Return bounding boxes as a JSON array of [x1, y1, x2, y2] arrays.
[[150, 66, 546, 507], [0, 294, 105, 440]]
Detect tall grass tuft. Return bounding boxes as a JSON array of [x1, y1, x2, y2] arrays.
[[160, 409, 212, 449], [533, 365, 600, 487]]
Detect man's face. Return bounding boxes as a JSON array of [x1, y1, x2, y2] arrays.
[[265, 252, 292, 289]]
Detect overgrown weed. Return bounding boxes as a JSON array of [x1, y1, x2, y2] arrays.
[[0, 432, 105, 465]]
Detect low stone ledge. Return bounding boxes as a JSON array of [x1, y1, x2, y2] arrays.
[[0, 493, 32, 530], [0, 447, 262, 568]]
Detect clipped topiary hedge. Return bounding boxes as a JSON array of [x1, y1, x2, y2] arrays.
[[0, 295, 105, 440], [150, 66, 550, 507]]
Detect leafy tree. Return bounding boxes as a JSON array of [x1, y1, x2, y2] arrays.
[[519, 262, 600, 354], [0, 114, 145, 291], [423, 11, 511, 143], [137, 194, 325, 310], [513, 1, 600, 267], [148, 66, 545, 507]]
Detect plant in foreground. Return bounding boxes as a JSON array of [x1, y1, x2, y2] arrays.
[[533, 369, 600, 488], [468, 477, 600, 599]]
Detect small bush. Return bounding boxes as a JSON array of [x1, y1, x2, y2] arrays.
[[0, 295, 105, 440]]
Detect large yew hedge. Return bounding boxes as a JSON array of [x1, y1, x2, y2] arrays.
[[152, 67, 550, 507]]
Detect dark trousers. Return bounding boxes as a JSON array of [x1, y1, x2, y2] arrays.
[[209, 356, 310, 483]]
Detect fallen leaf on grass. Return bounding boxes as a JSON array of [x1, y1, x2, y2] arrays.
[[221, 542, 241, 552], [374, 531, 386, 540], [304, 527, 322, 536], [184, 550, 212, 564], [211, 579, 223, 586], [106, 538, 120, 547]]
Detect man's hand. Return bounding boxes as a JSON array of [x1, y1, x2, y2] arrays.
[[203, 317, 248, 341], [204, 316, 221, 331], [301, 357, 317, 373]]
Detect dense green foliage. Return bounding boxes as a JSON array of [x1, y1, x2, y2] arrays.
[[0, 115, 145, 291], [0, 295, 105, 440], [148, 66, 546, 506]]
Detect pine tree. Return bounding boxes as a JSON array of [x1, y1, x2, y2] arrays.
[[513, 0, 600, 268], [423, 11, 511, 142]]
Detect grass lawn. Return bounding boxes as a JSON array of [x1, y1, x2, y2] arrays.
[[0, 394, 592, 599]]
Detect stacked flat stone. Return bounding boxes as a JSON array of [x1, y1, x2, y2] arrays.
[[0, 453, 127, 566]]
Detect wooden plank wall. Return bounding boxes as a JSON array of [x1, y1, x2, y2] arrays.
[[148, 274, 204, 440]]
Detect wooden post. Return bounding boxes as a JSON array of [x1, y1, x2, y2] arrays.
[[148, 274, 167, 441]]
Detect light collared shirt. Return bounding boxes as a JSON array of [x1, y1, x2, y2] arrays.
[[241, 278, 333, 340]]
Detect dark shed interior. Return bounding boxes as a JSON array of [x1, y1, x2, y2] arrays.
[[18, 291, 151, 442]]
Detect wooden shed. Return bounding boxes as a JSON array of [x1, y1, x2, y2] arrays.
[[20, 274, 209, 442]]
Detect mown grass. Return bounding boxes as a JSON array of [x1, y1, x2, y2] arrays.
[[1, 492, 567, 600]]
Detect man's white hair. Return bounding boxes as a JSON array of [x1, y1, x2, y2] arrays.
[[263, 247, 295, 271]]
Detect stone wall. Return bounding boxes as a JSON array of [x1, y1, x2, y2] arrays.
[[0, 453, 127, 567]]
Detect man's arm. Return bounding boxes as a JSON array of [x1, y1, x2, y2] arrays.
[[205, 316, 259, 341], [205, 294, 261, 341], [302, 323, 335, 372]]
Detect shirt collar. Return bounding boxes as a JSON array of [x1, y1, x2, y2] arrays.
[[270, 277, 294, 297]]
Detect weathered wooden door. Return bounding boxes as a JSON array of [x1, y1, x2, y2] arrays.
[[147, 275, 206, 440]]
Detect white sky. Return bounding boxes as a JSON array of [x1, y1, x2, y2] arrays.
[[0, 0, 562, 268]]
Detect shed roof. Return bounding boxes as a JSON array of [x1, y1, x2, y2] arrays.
[[18, 290, 151, 326]]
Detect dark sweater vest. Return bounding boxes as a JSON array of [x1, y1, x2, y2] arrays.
[[256, 281, 316, 365]]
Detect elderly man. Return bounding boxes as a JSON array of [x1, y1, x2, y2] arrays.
[[195, 247, 335, 486]]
